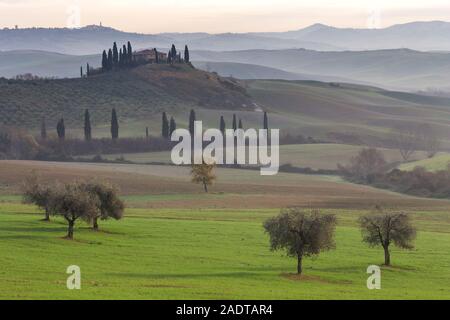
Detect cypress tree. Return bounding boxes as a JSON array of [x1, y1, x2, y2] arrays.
[[86, 63, 90, 76], [184, 45, 190, 63], [107, 49, 113, 70], [154, 48, 159, 64], [146, 127, 149, 138], [57, 118, 65, 140], [232, 114, 237, 131], [111, 108, 119, 140], [41, 118, 47, 140], [162, 112, 169, 138], [80, 66, 83, 78], [119, 48, 123, 66], [189, 109, 196, 136], [112, 42, 119, 66], [263, 112, 269, 130], [84, 109, 92, 141], [102, 50, 108, 70], [123, 45, 127, 64], [169, 117, 177, 136], [238, 119, 243, 129], [127, 41, 133, 63], [171, 44, 177, 61], [219, 116, 226, 134]]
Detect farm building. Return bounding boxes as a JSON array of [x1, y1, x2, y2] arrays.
[[133, 49, 167, 63]]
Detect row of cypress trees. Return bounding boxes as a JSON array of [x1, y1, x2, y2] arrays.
[[40, 109, 120, 141], [39, 109, 269, 142], [160, 109, 269, 139], [102, 42, 133, 71]]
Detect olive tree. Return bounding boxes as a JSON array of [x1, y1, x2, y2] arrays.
[[49, 182, 100, 240], [359, 207, 416, 266], [263, 208, 337, 275], [191, 162, 216, 193], [22, 173, 58, 221], [80, 181, 125, 231]]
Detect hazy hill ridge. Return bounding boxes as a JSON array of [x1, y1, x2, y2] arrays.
[[3, 21, 450, 54]]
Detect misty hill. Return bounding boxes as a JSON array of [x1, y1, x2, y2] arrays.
[[191, 48, 450, 91], [0, 63, 252, 129], [0, 50, 101, 79], [5, 21, 450, 55], [255, 21, 450, 51], [192, 61, 363, 84], [0, 25, 339, 55], [4, 48, 450, 91]]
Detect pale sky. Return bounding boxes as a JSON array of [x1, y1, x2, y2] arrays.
[[1, 0, 450, 33]]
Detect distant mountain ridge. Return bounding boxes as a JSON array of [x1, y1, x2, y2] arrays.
[[2, 21, 450, 54]]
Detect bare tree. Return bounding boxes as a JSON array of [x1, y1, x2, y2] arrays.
[[80, 181, 125, 231], [339, 148, 387, 183], [359, 207, 416, 266], [22, 173, 58, 221], [418, 123, 440, 158], [263, 208, 337, 275], [191, 162, 216, 193], [391, 125, 421, 161]]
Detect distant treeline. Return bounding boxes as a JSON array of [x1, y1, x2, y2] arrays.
[[339, 148, 450, 199]]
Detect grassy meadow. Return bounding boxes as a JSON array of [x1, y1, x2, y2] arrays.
[[1, 203, 449, 300], [1, 160, 450, 299]]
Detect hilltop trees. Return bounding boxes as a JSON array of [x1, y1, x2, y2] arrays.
[[359, 207, 416, 266], [84, 109, 92, 141], [184, 45, 190, 63], [127, 41, 133, 63], [102, 50, 108, 70], [111, 109, 119, 140], [191, 162, 216, 193], [112, 42, 119, 66], [264, 208, 337, 275]]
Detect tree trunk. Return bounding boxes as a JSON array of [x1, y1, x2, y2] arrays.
[[43, 208, 50, 221], [383, 246, 391, 266], [297, 254, 303, 275], [67, 220, 74, 240], [93, 217, 99, 231]]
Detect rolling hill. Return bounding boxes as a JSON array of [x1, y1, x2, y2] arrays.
[[0, 63, 252, 130], [191, 48, 450, 91], [0, 50, 101, 79], [3, 63, 450, 149]]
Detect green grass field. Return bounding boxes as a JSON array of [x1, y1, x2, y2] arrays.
[[1, 201, 449, 300], [399, 153, 450, 172]]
